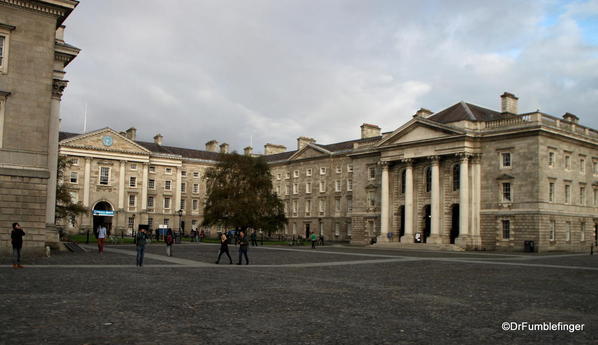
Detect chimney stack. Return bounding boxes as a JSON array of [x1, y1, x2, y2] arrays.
[[264, 143, 287, 155], [205, 140, 219, 152], [219, 143, 229, 154], [244, 146, 253, 156], [125, 127, 136, 141], [562, 112, 579, 124], [500, 92, 518, 114], [414, 108, 433, 118], [297, 136, 316, 150], [360, 124, 381, 139], [153, 134, 163, 146]]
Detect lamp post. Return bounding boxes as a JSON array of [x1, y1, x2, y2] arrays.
[[178, 209, 183, 239]]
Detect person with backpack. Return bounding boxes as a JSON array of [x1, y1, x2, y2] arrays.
[[215, 232, 232, 264], [11, 223, 25, 268], [136, 228, 148, 267], [237, 231, 249, 265], [165, 229, 174, 257], [310, 231, 318, 249]]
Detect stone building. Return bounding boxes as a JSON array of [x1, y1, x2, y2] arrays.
[[0, 0, 79, 255], [59, 92, 598, 252]]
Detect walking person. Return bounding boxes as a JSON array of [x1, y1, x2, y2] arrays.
[[136, 228, 148, 267], [11, 223, 25, 268], [165, 229, 174, 257], [199, 229, 205, 242], [250, 229, 258, 246], [310, 231, 317, 249], [215, 232, 232, 264], [97, 223, 107, 254], [237, 231, 249, 265]]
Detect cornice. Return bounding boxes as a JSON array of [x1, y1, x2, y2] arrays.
[[0, 0, 67, 16]]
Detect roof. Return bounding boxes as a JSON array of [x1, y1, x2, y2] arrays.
[[59, 131, 79, 141], [427, 101, 513, 124]]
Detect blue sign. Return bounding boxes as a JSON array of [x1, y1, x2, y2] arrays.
[[93, 210, 115, 216], [102, 135, 113, 147]]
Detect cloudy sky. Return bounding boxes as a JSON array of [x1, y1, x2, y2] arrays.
[[59, 0, 598, 153]]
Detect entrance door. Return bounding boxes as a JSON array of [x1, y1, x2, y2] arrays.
[[423, 205, 431, 243], [450, 204, 459, 244], [305, 223, 310, 239], [595, 223, 598, 246], [399, 206, 405, 240], [93, 201, 114, 236]]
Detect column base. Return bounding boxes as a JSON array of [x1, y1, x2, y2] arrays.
[[400, 234, 414, 243], [45, 223, 61, 249], [426, 234, 443, 244], [455, 235, 471, 249]]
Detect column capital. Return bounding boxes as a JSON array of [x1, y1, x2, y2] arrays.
[[377, 161, 390, 168], [85, 156, 92, 162], [428, 155, 440, 165], [400, 158, 413, 166], [470, 153, 482, 164], [456, 152, 471, 162], [52, 79, 68, 100]]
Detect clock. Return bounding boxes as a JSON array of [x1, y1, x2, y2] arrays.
[[102, 136, 113, 147]]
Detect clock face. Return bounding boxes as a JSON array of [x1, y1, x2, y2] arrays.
[[102, 136, 113, 147]]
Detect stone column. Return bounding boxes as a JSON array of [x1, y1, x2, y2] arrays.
[[378, 161, 390, 242], [83, 157, 91, 207], [456, 153, 470, 248], [402, 159, 414, 242], [118, 160, 126, 210], [141, 163, 148, 210], [471, 154, 482, 248], [175, 167, 182, 212], [429, 156, 441, 243]]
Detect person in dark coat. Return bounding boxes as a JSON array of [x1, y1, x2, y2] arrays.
[[237, 231, 249, 265], [250, 230, 258, 246], [11, 223, 25, 268], [215, 232, 232, 264], [135, 228, 148, 267]]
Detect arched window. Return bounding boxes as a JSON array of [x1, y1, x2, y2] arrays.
[[453, 164, 460, 191], [400, 169, 406, 194], [425, 167, 432, 192]]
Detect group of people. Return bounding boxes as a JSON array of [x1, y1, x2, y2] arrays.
[[215, 230, 250, 265]]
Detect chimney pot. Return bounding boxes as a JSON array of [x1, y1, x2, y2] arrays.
[[297, 136, 316, 150], [205, 140, 219, 152], [500, 92, 519, 114], [125, 127, 136, 141], [244, 146, 253, 156], [153, 134, 163, 145], [264, 143, 287, 155], [360, 123, 381, 139], [219, 143, 229, 154]]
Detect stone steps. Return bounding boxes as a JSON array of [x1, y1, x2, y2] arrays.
[[373, 242, 465, 251]]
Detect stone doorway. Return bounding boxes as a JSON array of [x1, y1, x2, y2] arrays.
[[92, 201, 114, 236], [399, 205, 405, 241], [450, 204, 460, 244], [423, 204, 431, 243], [304, 223, 310, 239]]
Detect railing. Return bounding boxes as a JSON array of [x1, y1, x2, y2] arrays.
[[481, 113, 598, 140]]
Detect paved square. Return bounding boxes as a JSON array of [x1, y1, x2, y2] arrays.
[[1, 243, 597, 345]]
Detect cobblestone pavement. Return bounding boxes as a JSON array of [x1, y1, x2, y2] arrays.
[[1, 243, 597, 345]]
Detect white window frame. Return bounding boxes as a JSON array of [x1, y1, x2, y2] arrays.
[[318, 199, 325, 215], [564, 154, 571, 171], [335, 166, 341, 174], [181, 182, 186, 193], [347, 198, 352, 212], [335, 180, 341, 192], [335, 223, 340, 237], [276, 185, 281, 195], [69, 172, 78, 184], [367, 191, 376, 207], [181, 170, 187, 177], [148, 179, 155, 190], [368, 166, 376, 180], [548, 182, 555, 203], [319, 181, 326, 193], [579, 158, 585, 174], [69, 191, 78, 203], [292, 200, 298, 217], [548, 151, 555, 168], [0, 26, 13, 75], [549, 220, 556, 241], [276, 173, 281, 180], [147, 196, 154, 208], [130, 163, 137, 171], [305, 182, 311, 194], [165, 167, 173, 175], [347, 179, 353, 192], [193, 183, 199, 194], [285, 172, 290, 179], [501, 182, 512, 202], [566, 221, 571, 242], [71, 158, 79, 166], [580, 222, 585, 242], [306, 168, 312, 177], [164, 197, 171, 210], [293, 170, 299, 178], [149, 166, 156, 173], [193, 171, 200, 178], [500, 152, 512, 169], [99, 167, 111, 185], [128, 194, 136, 207], [579, 185, 586, 205], [335, 198, 341, 212], [192, 199, 199, 211], [320, 167, 327, 175], [347, 164, 353, 173], [164, 180, 172, 191], [292, 183, 298, 195], [565, 184, 571, 204], [305, 199, 311, 217], [180, 199, 186, 211], [501, 219, 511, 240]]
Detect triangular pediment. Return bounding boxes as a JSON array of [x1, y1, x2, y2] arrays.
[[60, 128, 150, 154], [289, 144, 331, 160], [377, 118, 465, 147]]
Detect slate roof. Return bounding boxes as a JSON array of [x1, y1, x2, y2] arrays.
[[427, 101, 513, 124]]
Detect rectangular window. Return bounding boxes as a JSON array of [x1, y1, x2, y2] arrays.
[[165, 167, 172, 174], [130, 163, 137, 170], [69, 191, 78, 203], [565, 185, 571, 204], [193, 171, 199, 178], [335, 180, 341, 192], [306, 168, 312, 177], [548, 182, 555, 203], [502, 183, 511, 202], [181, 170, 187, 177], [149, 179, 155, 189], [347, 165, 353, 173], [367, 191, 376, 207], [292, 223, 297, 235], [318, 199, 325, 215], [148, 217, 153, 229], [594, 189, 598, 206], [549, 220, 556, 241], [565, 155, 571, 170], [70, 172, 78, 184], [128, 217, 135, 230], [305, 182, 311, 194], [0, 33, 8, 72], [128, 194, 136, 207], [548, 152, 555, 167], [164, 218, 170, 226], [580, 159, 585, 174], [502, 220, 510, 240], [292, 200, 298, 216], [293, 170, 299, 178], [193, 183, 199, 193], [99, 167, 110, 185], [292, 183, 298, 195], [594, 161, 598, 175], [285, 172, 290, 179], [336, 166, 341, 174], [347, 198, 352, 212], [285, 185, 290, 195], [335, 198, 341, 212], [180, 199, 186, 210], [501, 152, 511, 168], [347, 179, 352, 191], [580, 186, 586, 205], [347, 222, 352, 236], [368, 166, 376, 180], [305, 199, 311, 217], [129, 176, 137, 187], [335, 223, 340, 236], [165, 180, 172, 190], [276, 173, 281, 180], [320, 167, 327, 175], [164, 197, 171, 209], [147, 196, 154, 208], [276, 185, 281, 195], [71, 158, 79, 166], [181, 182, 186, 192], [581, 222, 585, 242], [566, 222, 571, 241], [319, 181, 326, 193], [192, 199, 199, 211], [149, 166, 156, 173]]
